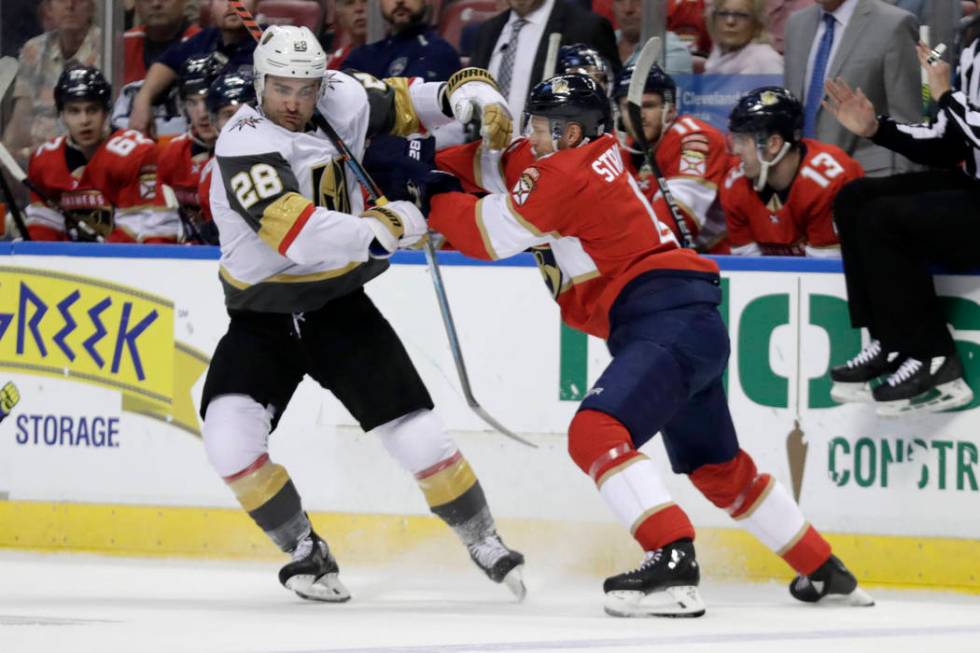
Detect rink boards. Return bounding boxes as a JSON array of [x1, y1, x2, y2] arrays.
[[0, 243, 976, 592]]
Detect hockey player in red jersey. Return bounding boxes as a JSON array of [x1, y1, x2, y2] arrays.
[[196, 70, 256, 228], [157, 54, 222, 244], [722, 87, 863, 257], [612, 63, 731, 252], [24, 66, 183, 243], [430, 74, 873, 617]]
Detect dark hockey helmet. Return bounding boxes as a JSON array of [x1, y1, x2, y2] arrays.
[[206, 71, 256, 115], [179, 53, 222, 99], [612, 62, 676, 105], [557, 44, 611, 78], [728, 86, 804, 144], [54, 65, 112, 112], [524, 73, 612, 139]]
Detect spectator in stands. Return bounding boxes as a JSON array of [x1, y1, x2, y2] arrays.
[[470, 0, 621, 137], [24, 66, 183, 243], [784, 0, 920, 176], [722, 86, 862, 257], [343, 0, 461, 80], [612, 0, 693, 74], [326, 0, 368, 69], [820, 39, 980, 415], [668, 0, 712, 56], [705, 0, 784, 74], [2, 0, 101, 162], [124, 0, 202, 85], [765, 0, 813, 54], [128, 0, 258, 134]]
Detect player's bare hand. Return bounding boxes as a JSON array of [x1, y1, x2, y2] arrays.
[[916, 42, 952, 101], [128, 98, 153, 135], [823, 77, 878, 138]]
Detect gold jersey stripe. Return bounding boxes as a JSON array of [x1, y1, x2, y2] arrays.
[[474, 197, 501, 260], [629, 502, 676, 536], [417, 455, 478, 508], [733, 475, 775, 521], [227, 461, 291, 513], [596, 453, 644, 489], [258, 192, 315, 252], [384, 77, 422, 137], [219, 261, 363, 289]]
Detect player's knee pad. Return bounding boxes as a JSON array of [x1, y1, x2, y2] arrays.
[[371, 408, 457, 474], [689, 449, 770, 518], [202, 394, 274, 478], [568, 410, 640, 482]]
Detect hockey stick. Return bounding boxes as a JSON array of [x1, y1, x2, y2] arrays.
[[542, 33, 562, 80], [0, 57, 31, 240], [228, 1, 534, 447], [0, 56, 17, 100], [626, 37, 693, 249], [0, 141, 33, 240]]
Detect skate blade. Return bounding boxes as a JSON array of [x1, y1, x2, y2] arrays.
[[285, 572, 351, 603], [603, 585, 705, 618], [502, 565, 527, 602], [820, 586, 875, 607], [876, 379, 974, 417], [830, 381, 874, 404]]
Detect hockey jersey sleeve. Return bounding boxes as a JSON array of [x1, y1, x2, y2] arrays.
[[24, 142, 67, 240], [429, 146, 580, 260], [719, 166, 759, 256], [346, 71, 454, 139], [870, 109, 969, 168], [104, 130, 183, 242], [435, 139, 534, 194], [801, 149, 862, 256]]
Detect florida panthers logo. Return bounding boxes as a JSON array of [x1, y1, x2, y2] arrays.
[[511, 167, 539, 206]]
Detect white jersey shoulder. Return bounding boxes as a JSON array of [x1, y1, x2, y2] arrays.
[[214, 104, 287, 158], [316, 70, 372, 158]]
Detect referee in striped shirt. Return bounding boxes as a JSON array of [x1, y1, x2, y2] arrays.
[[817, 35, 980, 417]]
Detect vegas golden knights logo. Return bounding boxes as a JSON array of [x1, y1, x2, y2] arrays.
[[311, 158, 351, 213]]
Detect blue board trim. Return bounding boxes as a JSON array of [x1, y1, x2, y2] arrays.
[[2, 241, 977, 276]]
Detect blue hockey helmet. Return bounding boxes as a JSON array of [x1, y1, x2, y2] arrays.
[[206, 71, 256, 116], [612, 62, 676, 105], [524, 73, 612, 140], [728, 86, 804, 145], [55, 65, 112, 112]]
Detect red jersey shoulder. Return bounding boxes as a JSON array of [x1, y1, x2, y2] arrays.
[[157, 133, 192, 182], [29, 136, 68, 173], [660, 115, 726, 178], [96, 129, 158, 180], [792, 139, 863, 206]]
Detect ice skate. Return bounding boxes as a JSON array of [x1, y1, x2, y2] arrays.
[[829, 340, 904, 403], [789, 555, 874, 606], [602, 539, 705, 618], [467, 532, 527, 601], [873, 354, 973, 417], [278, 531, 350, 602]]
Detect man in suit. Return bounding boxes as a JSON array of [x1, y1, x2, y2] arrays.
[[784, 0, 920, 176], [470, 0, 620, 137]]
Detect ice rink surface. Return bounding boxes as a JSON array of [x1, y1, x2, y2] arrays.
[[1, 552, 978, 653]]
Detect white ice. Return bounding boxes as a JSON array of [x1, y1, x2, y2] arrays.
[[1, 552, 978, 653]]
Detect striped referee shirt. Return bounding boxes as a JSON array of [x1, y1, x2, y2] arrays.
[[871, 37, 980, 181]]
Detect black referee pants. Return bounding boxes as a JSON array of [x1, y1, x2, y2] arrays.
[[833, 169, 980, 359]]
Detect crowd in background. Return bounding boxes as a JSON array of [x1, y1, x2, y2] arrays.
[[1, 0, 978, 253]]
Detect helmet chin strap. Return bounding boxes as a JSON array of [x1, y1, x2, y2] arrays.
[[753, 137, 791, 192]]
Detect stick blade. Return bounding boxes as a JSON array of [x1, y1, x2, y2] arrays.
[[0, 141, 28, 182], [627, 36, 662, 108]]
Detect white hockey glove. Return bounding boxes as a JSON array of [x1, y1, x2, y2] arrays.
[[360, 200, 427, 257], [445, 68, 513, 150]]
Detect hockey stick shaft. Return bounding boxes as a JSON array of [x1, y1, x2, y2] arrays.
[[626, 37, 693, 249], [229, 1, 532, 446], [542, 33, 562, 80], [0, 142, 33, 240]]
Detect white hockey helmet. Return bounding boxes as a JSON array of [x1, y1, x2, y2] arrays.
[[252, 25, 327, 99]]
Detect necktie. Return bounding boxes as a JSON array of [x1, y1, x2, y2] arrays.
[[803, 13, 836, 138], [496, 18, 527, 98]]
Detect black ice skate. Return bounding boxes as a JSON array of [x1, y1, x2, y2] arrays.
[[467, 532, 527, 601], [278, 531, 351, 602], [872, 354, 973, 417], [789, 555, 874, 606], [602, 539, 705, 618], [829, 340, 904, 403]]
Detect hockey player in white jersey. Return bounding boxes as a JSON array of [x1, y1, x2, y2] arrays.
[[202, 25, 524, 603]]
